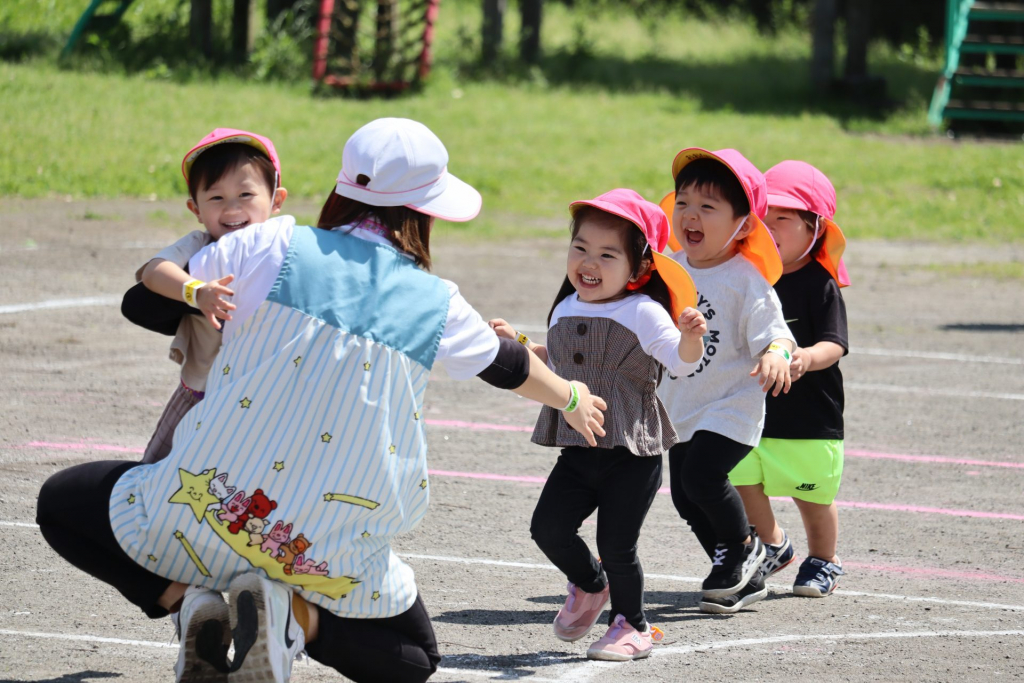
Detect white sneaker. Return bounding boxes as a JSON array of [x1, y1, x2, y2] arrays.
[[172, 586, 231, 683], [227, 573, 306, 683]]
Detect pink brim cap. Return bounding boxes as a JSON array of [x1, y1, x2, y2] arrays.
[[182, 128, 281, 182], [765, 192, 811, 212]]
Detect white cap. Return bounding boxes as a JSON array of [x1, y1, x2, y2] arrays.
[[334, 118, 482, 222]]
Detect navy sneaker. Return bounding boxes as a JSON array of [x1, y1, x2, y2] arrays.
[[793, 556, 844, 597], [762, 531, 796, 577], [701, 533, 765, 599], [699, 568, 768, 614]]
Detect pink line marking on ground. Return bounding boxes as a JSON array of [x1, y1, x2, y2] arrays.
[[845, 448, 1024, 470], [17, 441, 1024, 521], [424, 419, 532, 433], [841, 561, 1024, 585]]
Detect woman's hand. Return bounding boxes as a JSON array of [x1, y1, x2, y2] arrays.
[[562, 381, 607, 447], [196, 274, 237, 329]]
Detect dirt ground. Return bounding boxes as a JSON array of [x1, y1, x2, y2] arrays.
[[1, 199, 1023, 682]]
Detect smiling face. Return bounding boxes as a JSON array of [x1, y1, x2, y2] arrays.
[[566, 214, 647, 304], [672, 183, 753, 269], [187, 161, 283, 241], [765, 207, 817, 271]]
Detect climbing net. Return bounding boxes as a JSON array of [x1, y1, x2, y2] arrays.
[[313, 0, 439, 92]]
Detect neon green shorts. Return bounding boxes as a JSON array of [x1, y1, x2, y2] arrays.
[[729, 438, 844, 505]]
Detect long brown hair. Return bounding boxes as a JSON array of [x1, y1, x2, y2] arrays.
[[316, 182, 434, 269], [546, 206, 674, 325]]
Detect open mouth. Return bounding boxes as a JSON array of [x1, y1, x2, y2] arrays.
[[684, 227, 704, 246], [578, 273, 601, 288], [221, 220, 249, 231]]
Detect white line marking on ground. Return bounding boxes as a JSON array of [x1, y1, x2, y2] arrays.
[[8, 524, 1024, 611], [403, 553, 1024, 612], [0, 628, 177, 649], [847, 382, 1024, 402], [558, 630, 1024, 683], [513, 324, 1023, 366], [0, 295, 121, 315]]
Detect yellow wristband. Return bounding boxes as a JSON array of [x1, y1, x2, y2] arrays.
[[183, 279, 205, 309], [516, 332, 530, 346], [766, 342, 791, 363]]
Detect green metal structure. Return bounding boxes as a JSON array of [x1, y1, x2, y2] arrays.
[[61, 0, 136, 58], [929, 1, 1024, 126]]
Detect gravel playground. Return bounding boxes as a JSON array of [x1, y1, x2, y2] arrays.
[[1, 199, 1023, 682]]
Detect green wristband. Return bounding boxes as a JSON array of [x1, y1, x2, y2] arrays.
[[563, 382, 580, 413]]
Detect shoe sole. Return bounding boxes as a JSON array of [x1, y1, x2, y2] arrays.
[[586, 646, 653, 662], [553, 593, 610, 643], [179, 600, 231, 683], [698, 585, 769, 614], [228, 574, 284, 683], [701, 542, 767, 599], [793, 579, 839, 598]]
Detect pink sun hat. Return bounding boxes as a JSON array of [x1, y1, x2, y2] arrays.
[[333, 118, 482, 222], [662, 148, 783, 285], [765, 160, 850, 287], [181, 128, 282, 183], [570, 188, 697, 320]]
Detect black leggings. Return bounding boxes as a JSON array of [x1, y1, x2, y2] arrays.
[[530, 447, 661, 632], [668, 430, 753, 558], [37, 460, 440, 683]]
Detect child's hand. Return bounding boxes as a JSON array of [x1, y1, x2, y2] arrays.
[[750, 352, 792, 396], [196, 274, 237, 330], [562, 381, 608, 447], [790, 347, 810, 381], [677, 307, 707, 341], [488, 318, 516, 340]]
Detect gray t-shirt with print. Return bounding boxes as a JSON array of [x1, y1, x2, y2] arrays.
[[657, 253, 795, 447]]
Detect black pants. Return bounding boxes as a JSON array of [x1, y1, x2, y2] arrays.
[[37, 460, 440, 683], [668, 430, 752, 559], [530, 446, 661, 632]]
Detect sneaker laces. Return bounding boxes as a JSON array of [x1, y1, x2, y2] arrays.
[[711, 546, 728, 567]]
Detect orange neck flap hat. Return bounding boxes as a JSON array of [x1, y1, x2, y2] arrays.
[[661, 148, 783, 286]]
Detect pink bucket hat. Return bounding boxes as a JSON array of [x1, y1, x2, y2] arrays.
[[765, 160, 850, 287], [570, 188, 697, 319], [662, 148, 783, 285], [334, 118, 481, 222], [181, 128, 282, 183]]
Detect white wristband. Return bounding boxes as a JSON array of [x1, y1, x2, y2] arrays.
[[766, 343, 792, 364]]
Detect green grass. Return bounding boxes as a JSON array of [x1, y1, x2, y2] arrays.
[[1, 1, 1021, 241], [923, 261, 1024, 281]]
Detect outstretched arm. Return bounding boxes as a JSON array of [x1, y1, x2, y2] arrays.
[[141, 259, 237, 330], [488, 318, 548, 364]]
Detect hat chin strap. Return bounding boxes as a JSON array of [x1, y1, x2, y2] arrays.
[[796, 215, 821, 261], [712, 215, 748, 257]]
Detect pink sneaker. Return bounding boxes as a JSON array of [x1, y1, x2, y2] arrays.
[[552, 582, 610, 642], [586, 614, 664, 661]]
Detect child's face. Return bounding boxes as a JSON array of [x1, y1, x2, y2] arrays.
[[187, 161, 286, 240], [672, 183, 752, 269], [567, 218, 640, 304], [765, 207, 814, 269]]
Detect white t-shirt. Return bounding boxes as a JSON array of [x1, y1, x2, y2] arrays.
[[657, 253, 795, 447], [549, 294, 700, 377], [188, 216, 499, 380]]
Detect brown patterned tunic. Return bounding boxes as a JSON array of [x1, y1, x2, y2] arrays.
[[532, 316, 678, 457]]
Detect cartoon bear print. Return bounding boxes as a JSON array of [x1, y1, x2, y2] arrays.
[[244, 517, 267, 546], [277, 534, 312, 575], [260, 520, 291, 556], [217, 491, 250, 523], [229, 488, 277, 535]]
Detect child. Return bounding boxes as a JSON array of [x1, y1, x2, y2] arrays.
[[729, 160, 850, 597], [38, 118, 607, 683], [492, 189, 706, 661], [124, 128, 288, 464], [656, 149, 796, 614]]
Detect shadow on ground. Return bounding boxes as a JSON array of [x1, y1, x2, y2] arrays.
[[0, 672, 122, 683]]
